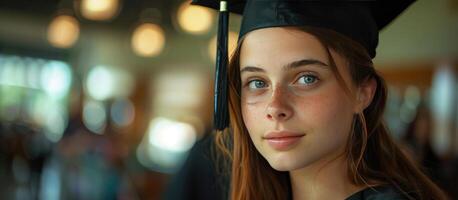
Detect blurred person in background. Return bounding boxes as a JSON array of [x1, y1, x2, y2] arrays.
[[0, 121, 50, 200], [402, 103, 444, 183], [42, 78, 138, 200], [402, 102, 458, 199]]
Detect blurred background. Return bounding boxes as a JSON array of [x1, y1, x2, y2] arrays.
[[0, 0, 457, 199]]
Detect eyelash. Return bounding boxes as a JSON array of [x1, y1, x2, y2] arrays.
[[244, 73, 320, 90], [246, 78, 268, 90], [296, 73, 320, 85]]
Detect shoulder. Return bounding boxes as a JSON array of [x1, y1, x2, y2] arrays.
[[346, 185, 410, 200]]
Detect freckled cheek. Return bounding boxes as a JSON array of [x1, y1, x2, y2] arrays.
[[241, 102, 266, 136], [296, 93, 352, 131]]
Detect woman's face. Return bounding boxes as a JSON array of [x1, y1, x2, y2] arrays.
[[240, 27, 359, 171]]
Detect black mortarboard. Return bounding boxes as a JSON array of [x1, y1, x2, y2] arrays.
[[191, 0, 415, 130]]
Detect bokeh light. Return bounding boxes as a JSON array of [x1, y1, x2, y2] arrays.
[[10, 57, 26, 87], [86, 66, 114, 101], [83, 100, 107, 134], [430, 64, 456, 155], [147, 117, 196, 153], [136, 117, 197, 173], [80, 0, 120, 21], [47, 15, 80, 48], [404, 85, 421, 109], [110, 98, 135, 127], [131, 23, 165, 57], [43, 104, 68, 143], [176, 1, 213, 34], [40, 159, 61, 200], [0, 56, 22, 86], [40, 61, 72, 99], [25, 58, 43, 89], [85, 66, 134, 101]]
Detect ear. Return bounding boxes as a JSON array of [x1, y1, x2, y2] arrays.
[[354, 77, 377, 113]]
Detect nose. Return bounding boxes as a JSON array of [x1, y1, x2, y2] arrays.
[[266, 86, 293, 122]]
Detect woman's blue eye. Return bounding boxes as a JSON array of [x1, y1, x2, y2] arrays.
[[297, 75, 318, 85], [248, 80, 266, 89]]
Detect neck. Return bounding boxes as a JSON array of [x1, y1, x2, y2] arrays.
[[289, 152, 364, 200]]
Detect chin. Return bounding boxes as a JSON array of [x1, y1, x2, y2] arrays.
[[265, 153, 307, 172], [270, 164, 293, 171]]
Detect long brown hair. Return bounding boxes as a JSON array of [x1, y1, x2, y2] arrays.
[[214, 26, 447, 200]]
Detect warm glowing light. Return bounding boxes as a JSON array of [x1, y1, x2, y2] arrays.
[[47, 15, 80, 48], [177, 1, 213, 34], [81, 0, 119, 21], [131, 23, 165, 57], [208, 31, 238, 61]]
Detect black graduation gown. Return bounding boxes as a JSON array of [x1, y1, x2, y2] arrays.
[[162, 134, 229, 200], [345, 185, 408, 200]]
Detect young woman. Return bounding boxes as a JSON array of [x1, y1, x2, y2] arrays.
[[192, 1, 448, 199]]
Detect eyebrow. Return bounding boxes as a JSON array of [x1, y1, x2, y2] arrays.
[[240, 59, 329, 74]]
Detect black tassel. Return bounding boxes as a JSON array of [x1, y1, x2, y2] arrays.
[[214, 1, 229, 130]]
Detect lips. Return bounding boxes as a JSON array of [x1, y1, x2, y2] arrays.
[[263, 131, 305, 151]]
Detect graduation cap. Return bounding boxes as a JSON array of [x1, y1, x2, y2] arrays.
[[191, 0, 415, 130]]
